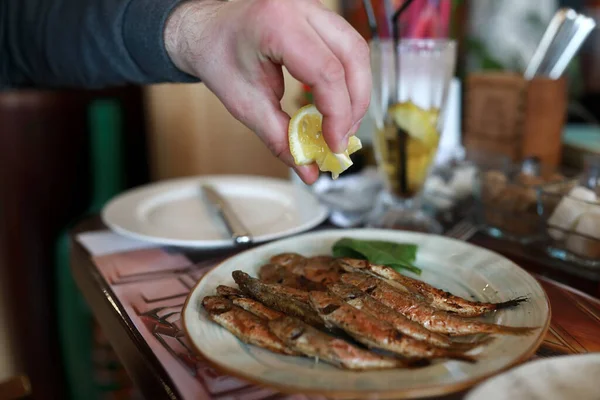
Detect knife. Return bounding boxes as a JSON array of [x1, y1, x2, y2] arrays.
[[200, 184, 253, 245]]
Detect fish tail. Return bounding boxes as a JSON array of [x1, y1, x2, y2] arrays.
[[490, 325, 539, 336], [493, 296, 529, 311], [443, 351, 478, 363], [448, 335, 495, 351]]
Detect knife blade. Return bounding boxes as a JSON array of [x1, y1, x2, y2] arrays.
[[200, 184, 253, 245]]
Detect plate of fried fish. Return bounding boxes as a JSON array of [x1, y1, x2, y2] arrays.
[[182, 229, 550, 399]]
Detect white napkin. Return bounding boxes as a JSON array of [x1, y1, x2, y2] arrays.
[[77, 230, 158, 256], [297, 167, 383, 228], [466, 353, 600, 400], [548, 186, 598, 240]]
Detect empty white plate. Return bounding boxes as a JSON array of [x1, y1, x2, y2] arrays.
[[101, 175, 329, 249], [466, 353, 600, 400]]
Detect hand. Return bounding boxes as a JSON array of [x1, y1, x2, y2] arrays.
[[164, 0, 372, 184]]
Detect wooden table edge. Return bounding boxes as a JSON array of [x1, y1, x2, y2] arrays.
[[67, 215, 599, 400], [69, 215, 181, 400]]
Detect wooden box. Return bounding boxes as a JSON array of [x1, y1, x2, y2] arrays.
[[463, 72, 568, 167]]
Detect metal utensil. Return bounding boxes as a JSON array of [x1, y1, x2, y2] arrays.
[[200, 184, 253, 245], [548, 14, 596, 79], [524, 8, 574, 80], [446, 219, 478, 241], [524, 8, 596, 80]]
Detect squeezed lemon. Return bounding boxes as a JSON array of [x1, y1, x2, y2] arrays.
[[288, 104, 362, 179], [374, 102, 441, 195], [389, 102, 440, 148]]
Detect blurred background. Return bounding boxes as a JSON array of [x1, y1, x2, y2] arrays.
[[1, 0, 599, 399]]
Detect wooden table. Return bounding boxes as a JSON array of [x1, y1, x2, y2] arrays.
[[70, 216, 600, 400]]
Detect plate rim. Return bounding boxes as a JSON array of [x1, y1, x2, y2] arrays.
[[100, 174, 330, 249], [182, 228, 552, 399]]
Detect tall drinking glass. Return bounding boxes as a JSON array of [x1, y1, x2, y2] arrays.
[[367, 38, 457, 232]]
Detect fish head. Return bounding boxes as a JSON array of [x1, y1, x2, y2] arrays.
[[202, 296, 233, 314], [336, 258, 370, 272], [269, 253, 307, 267], [328, 283, 364, 301], [340, 272, 371, 288], [305, 255, 335, 269], [268, 316, 306, 341], [258, 263, 290, 283], [216, 285, 245, 298], [232, 270, 252, 285], [308, 291, 344, 315]]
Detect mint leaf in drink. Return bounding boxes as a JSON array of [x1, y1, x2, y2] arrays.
[[332, 238, 421, 275]]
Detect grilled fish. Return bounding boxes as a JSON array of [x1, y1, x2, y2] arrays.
[[328, 283, 491, 351], [308, 291, 476, 363], [269, 316, 407, 370], [232, 270, 326, 329], [258, 263, 327, 291], [216, 285, 284, 320], [338, 258, 528, 317], [270, 253, 343, 286], [269, 252, 307, 267], [341, 273, 538, 336], [202, 296, 296, 355]]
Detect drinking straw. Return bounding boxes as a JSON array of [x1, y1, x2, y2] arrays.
[[394, 0, 417, 24], [362, 0, 379, 39], [383, 0, 395, 38], [392, 0, 416, 195]]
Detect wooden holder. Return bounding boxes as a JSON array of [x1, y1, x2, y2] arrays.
[[463, 72, 568, 167]]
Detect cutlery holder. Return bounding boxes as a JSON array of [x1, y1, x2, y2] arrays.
[[463, 72, 568, 167]]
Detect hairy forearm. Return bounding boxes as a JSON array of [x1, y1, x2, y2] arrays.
[[164, 0, 224, 77], [0, 0, 199, 89]]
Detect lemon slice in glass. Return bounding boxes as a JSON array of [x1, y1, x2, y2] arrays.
[[389, 102, 440, 148], [288, 104, 362, 179]]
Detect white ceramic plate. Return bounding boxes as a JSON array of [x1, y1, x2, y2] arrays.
[[101, 175, 329, 249], [183, 229, 551, 399], [465, 353, 600, 400]]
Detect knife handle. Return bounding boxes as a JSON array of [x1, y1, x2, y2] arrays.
[[218, 206, 252, 245]]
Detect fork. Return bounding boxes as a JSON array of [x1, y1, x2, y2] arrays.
[[446, 219, 479, 241]]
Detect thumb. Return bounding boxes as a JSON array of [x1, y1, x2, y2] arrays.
[[256, 104, 320, 185], [227, 93, 320, 185]]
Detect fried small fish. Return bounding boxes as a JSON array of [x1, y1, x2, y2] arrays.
[[338, 258, 528, 317], [269, 253, 307, 267], [328, 283, 491, 351], [308, 291, 476, 363], [232, 270, 325, 329], [216, 285, 284, 320], [202, 296, 296, 355], [341, 273, 538, 336], [269, 316, 407, 370], [258, 263, 327, 291], [270, 253, 343, 286]]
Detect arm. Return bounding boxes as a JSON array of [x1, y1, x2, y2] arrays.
[[0, 0, 198, 89], [1, 0, 371, 186]]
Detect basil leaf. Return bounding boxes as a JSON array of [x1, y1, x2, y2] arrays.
[[332, 238, 421, 275]]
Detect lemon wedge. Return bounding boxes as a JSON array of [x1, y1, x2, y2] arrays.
[[389, 102, 440, 148], [288, 104, 362, 179]]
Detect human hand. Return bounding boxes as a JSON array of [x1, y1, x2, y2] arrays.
[[164, 0, 371, 184]]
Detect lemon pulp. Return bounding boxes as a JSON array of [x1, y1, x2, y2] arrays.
[[374, 102, 441, 195], [288, 104, 362, 179]]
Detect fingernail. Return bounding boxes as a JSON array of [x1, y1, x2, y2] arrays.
[[333, 137, 349, 154], [348, 118, 364, 138], [294, 164, 318, 185]]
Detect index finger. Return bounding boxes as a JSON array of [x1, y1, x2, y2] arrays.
[[308, 9, 372, 134]]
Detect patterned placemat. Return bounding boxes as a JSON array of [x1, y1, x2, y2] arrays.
[[77, 230, 600, 400]]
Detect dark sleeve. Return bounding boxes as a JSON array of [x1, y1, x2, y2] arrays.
[[0, 0, 200, 89]]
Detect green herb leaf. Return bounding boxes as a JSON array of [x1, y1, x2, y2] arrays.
[[332, 238, 421, 275]]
